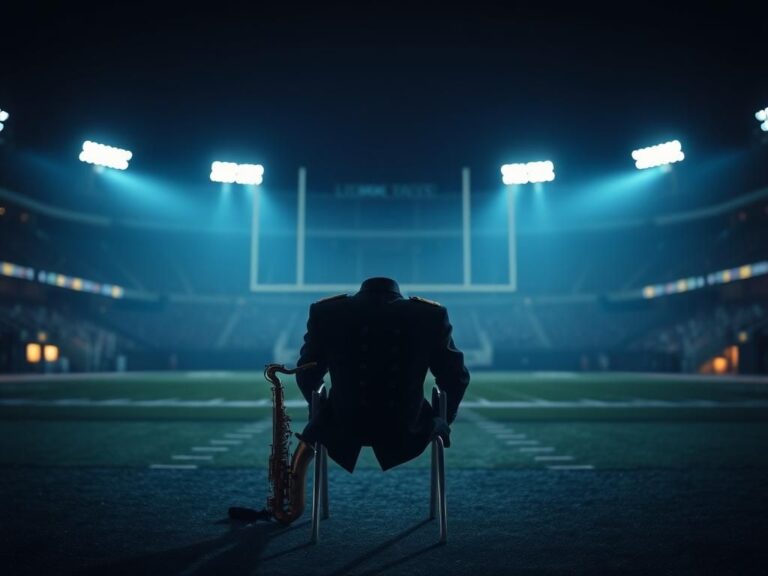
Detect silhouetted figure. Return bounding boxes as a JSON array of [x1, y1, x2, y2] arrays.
[[296, 277, 470, 472]]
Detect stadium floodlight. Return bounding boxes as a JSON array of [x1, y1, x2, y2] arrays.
[[756, 107, 768, 132], [0, 108, 8, 132], [631, 140, 684, 170], [210, 161, 264, 185], [210, 161, 238, 183], [79, 140, 132, 170], [501, 161, 555, 185], [234, 163, 264, 185]]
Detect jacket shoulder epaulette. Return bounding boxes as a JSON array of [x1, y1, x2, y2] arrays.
[[316, 293, 348, 304], [409, 295, 442, 307]]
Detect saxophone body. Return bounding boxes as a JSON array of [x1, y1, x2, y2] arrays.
[[264, 363, 316, 525]]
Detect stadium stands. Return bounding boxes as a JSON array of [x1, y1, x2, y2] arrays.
[[0, 302, 130, 372], [2, 186, 768, 373]]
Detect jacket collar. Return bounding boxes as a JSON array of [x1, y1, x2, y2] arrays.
[[359, 277, 401, 295]]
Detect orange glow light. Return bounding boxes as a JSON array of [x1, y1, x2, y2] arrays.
[[26, 343, 42, 364], [712, 356, 728, 374], [44, 345, 59, 363]]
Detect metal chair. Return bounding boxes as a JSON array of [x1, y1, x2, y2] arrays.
[[310, 384, 330, 544], [309, 384, 448, 544]]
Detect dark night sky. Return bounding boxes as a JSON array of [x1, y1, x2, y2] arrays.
[[2, 2, 767, 192]]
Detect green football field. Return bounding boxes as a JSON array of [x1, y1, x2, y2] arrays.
[[2, 370, 768, 470], [2, 371, 768, 575]]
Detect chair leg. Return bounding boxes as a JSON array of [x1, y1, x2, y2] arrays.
[[311, 443, 323, 543], [430, 439, 437, 519], [436, 436, 447, 544], [320, 446, 329, 519]]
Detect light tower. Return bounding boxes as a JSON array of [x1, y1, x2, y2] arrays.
[[631, 140, 684, 170], [500, 160, 555, 289], [756, 107, 768, 132], [79, 140, 133, 170]]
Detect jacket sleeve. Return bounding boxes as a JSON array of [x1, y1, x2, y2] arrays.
[[429, 307, 470, 423], [296, 303, 329, 404]]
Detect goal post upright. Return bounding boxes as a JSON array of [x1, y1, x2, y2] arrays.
[[297, 166, 307, 286], [249, 184, 261, 291], [462, 167, 471, 286], [507, 185, 517, 291]]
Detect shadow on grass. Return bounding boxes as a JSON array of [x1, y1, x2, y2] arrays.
[[356, 542, 444, 576], [324, 518, 436, 576], [71, 516, 438, 575], [71, 518, 293, 576]]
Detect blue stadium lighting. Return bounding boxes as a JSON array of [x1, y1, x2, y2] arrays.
[[0, 108, 8, 132], [631, 140, 684, 170], [210, 161, 238, 183], [501, 161, 555, 185], [235, 163, 264, 185], [79, 140, 132, 170], [756, 107, 768, 132], [210, 161, 264, 185]]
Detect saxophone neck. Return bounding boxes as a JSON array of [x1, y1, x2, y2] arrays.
[[265, 362, 318, 386]]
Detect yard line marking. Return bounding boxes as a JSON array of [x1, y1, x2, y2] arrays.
[[534, 455, 575, 462], [506, 440, 539, 446], [149, 464, 198, 470], [172, 455, 213, 461], [547, 465, 595, 470], [6, 398, 768, 409], [5, 370, 764, 385], [506, 391, 543, 401], [192, 446, 229, 452], [210, 440, 242, 445], [139, 398, 183, 405], [519, 447, 555, 453], [0, 398, 272, 408], [225, 434, 252, 439], [463, 399, 768, 408], [53, 398, 90, 405]]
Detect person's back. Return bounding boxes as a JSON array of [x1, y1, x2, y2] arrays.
[[296, 277, 470, 472]]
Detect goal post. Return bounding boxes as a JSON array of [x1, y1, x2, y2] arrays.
[[250, 167, 517, 294]]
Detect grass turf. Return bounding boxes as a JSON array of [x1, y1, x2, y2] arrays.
[[1, 371, 768, 469], [2, 371, 768, 575]]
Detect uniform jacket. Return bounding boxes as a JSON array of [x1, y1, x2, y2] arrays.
[[296, 277, 470, 472]]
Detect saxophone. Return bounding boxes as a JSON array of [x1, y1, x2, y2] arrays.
[[263, 362, 317, 525]]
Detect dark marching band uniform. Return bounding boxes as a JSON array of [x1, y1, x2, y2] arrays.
[[296, 277, 470, 472]]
